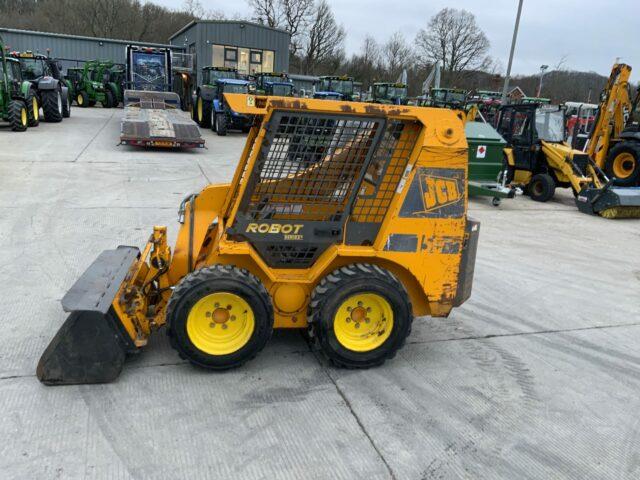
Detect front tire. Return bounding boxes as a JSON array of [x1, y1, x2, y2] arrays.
[[102, 90, 114, 109], [195, 95, 211, 128], [308, 264, 413, 368], [42, 90, 63, 122], [216, 113, 228, 136], [77, 91, 89, 107], [605, 142, 640, 187], [166, 265, 273, 370], [8, 100, 28, 132], [62, 90, 71, 118], [527, 173, 556, 202], [26, 88, 39, 127]]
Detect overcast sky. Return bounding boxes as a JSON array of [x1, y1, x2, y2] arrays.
[[155, 0, 639, 79]]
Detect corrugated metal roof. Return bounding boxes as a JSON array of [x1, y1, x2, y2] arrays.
[[0, 27, 180, 49]]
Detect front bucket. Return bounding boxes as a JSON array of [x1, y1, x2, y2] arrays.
[[576, 186, 640, 218], [37, 246, 140, 385]]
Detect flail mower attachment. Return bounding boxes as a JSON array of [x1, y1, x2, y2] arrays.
[[37, 247, 141, 385], [575, 185, 640, 218]]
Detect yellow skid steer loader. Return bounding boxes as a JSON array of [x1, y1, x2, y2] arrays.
[[38, 94, 480, 385]]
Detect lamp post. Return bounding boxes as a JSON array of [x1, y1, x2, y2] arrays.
[[537, 64, 549, 97], [501, 0, 524, 104]]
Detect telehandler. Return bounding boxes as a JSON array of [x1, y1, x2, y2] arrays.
[[586, 63, 640, 187], [37, 94, 480, 385], [497, 103, 640, 218]]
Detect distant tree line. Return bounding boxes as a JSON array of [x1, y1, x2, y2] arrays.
[[0, 0, 615, 103]]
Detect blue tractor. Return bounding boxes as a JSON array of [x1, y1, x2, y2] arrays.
[[313, 75, 354, 101], [254, 72, 295, 97], [194, 67, 253, 135]]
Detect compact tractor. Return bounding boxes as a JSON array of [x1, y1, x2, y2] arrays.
[[497, 103, 640, 218], [314, 76, 355, 101], [37, 94, 480, 385], [194, 66, 253, 135], [9, 51, 69, 122], [0, 35, 39, 131], [427, 88, 468, 109], [254, 72, 295, 97], [586, 63, 640, 187], [73, 60, 119, 108], [371, 82, 409, 105]]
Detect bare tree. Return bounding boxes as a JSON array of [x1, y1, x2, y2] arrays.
[[182, 0, 225, 20], [383, 31, 412, 80], [247, 0, 279, 27], [280, 0, 314, 57], [415, 8, 490, 80], [301, 0, 345, 74]]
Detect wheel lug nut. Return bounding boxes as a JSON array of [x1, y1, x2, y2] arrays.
[[357, 301, 363, 307], [209, 323, 215, 328], [226, 305, 232, 310], [346, 318, 351, 323], [347, 307, 352, 312], [230, 315, 236, 321], [206, 311, 212, 317], [366, 307, 371, 312], [365, 318, 370, 323], [214, 302, 220, 308], [355, 323, 360, 329], [221, 324, 228, 330]]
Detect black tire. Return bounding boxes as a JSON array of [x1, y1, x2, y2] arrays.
[[88, 100, 97, 107], [26, 88, 39, 127], [77, 91, 89, 108], [102, 90, 114, 109], [308, 263, 413, 368], [605, 142, 640, 187], [62, 91, 71, 118], [242, 125, 251, 134], [166, 265, 273, 370], [42, 90, 63, 122], [216, 113, 228, 136], [527, 173, 555, 202], [108, 86, 119, 108], [8, 100, 28, 132], [196, 94, 211, 128]]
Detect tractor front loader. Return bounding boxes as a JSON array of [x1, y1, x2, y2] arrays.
[[38, 95, 480, 385]]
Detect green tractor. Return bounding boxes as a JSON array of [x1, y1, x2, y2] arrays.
[[427, 87, 468, 108], [107, 65, 125, 107], [74, 60, 118, 108], [1, 37, 39, 131], [371, 82, 408, 105], [9, 51, 68, 122]]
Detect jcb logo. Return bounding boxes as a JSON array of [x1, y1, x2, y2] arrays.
[[246, 223, 304, 235], [421, 175, 462, 212]]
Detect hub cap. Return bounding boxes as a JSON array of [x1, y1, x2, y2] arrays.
[[57, 93, 62, 114], [186, 292, 254, 355], [77, 94, 83, 106], [333, 293, 394, 352], [613, 152, 636, 179]]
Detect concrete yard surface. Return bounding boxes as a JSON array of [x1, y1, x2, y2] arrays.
[[0, 108, 639, 480]]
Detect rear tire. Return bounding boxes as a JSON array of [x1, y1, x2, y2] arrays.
[[26, 88, 39, 127], [528, 173, 556, 202], [42, 90, 63, 122], [196, 95, 211, 128], [102, 90, 114, 109], [308, 264, 413, 368], [62, 90, 71, 118], [605, 142, 640, 187], [166, 265, 273, 370], [8, 100, 28, 132]]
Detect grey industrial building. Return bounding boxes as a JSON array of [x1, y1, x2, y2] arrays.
[[0, 27, 178, 71], [169, 20, 290, 85], [0, 20, 291, 83]]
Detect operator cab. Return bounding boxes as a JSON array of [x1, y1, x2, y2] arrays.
[[372, 83, 408, 105], [314, 76, 354, 101], [11, 52, 50, 80]]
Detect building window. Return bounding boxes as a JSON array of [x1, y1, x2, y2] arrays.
[[211, 45, 276, 75]]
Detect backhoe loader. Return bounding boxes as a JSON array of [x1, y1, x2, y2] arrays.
[[498, 103, 640, 218], [586, 63, 640, 187], [37, 94, 480, 385]]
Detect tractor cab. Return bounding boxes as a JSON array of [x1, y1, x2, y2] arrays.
[[10, 52, 51, 81], [314, 76, 354, 101], [428, 88, 468, 109], [255, 72, 294, 97], [3, 57, 25, 95], [202, 66, 240, 86], [371, 82, 408, 105]]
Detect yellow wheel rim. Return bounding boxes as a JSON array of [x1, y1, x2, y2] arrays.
[[613, 152, 636, 179], [333, 293, 394, 352], [20, 107, 27, 126], [77, 94, 83, 105], [197, 97, 203, 122], [186, 292, 255, 355], [32, 98, 39, 121]]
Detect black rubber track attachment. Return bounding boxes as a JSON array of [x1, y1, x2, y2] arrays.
[[308, 263, 413, 369]]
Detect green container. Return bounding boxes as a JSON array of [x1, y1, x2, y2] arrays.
[[465, 121, 514, 202]]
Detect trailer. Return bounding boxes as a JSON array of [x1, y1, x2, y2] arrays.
[[120, 45, 203, 149]]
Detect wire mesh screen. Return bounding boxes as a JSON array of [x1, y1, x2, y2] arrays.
[[351, 120, 420, 224], [239, 112, 386, 222]]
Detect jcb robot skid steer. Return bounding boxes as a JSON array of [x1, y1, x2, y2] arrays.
[[37, 94, 480, 385], [497, 103, 640, 218]]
